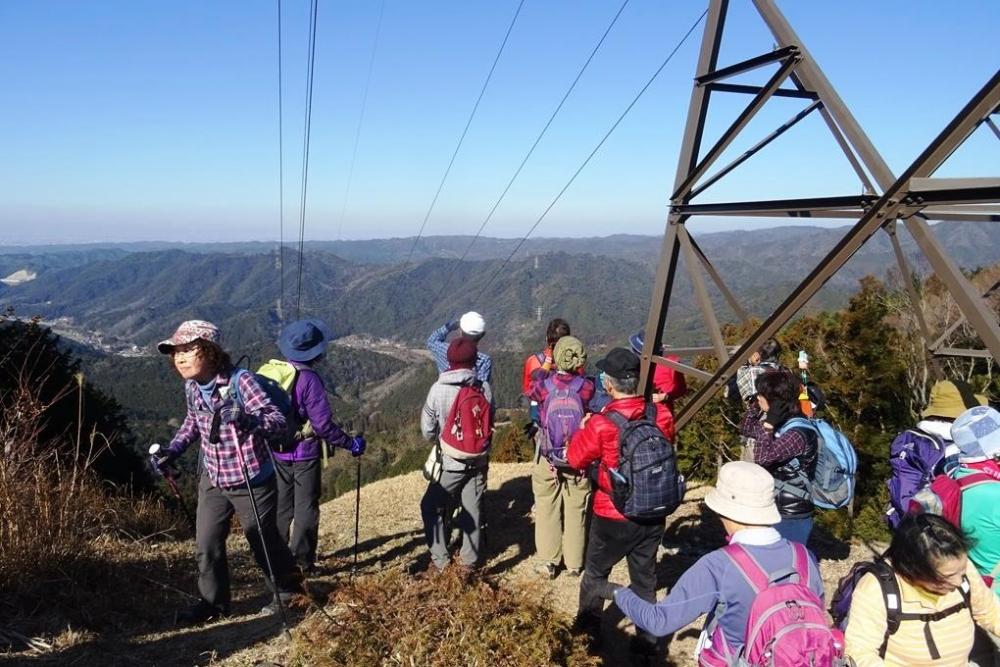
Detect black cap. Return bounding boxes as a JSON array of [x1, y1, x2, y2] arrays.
[[596, 347, 640, 380]]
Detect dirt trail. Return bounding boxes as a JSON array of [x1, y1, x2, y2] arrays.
[[8, 463, 870, 666], [211, 462, 871, 667]]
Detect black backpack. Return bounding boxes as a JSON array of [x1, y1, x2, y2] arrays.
[[605, 404, 685, 521], [830, 559, 971, 660]]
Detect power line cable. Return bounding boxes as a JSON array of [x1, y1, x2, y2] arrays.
[[276, 0, 286, 322], [389, 0, 527, 305], [474, 7, 708, 303], [433, 0, 631, 303], [337, 0, 386, 242], [296, 0, 319, 318]]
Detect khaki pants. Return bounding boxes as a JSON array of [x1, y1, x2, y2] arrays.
[[531, 457, 591, 571]]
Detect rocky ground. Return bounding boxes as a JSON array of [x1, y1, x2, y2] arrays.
[[4, 463, 876, 666]]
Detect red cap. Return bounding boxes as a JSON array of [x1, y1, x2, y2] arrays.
[[447, 338, 478, 370]]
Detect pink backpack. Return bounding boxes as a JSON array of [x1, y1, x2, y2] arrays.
[[699, 542, 846, 667]]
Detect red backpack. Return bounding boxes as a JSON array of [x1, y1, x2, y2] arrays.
[[909, 461, 1000, 527], [440, 383, 493, 458]]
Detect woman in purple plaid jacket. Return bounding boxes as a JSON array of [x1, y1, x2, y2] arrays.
[[155, 319, 302, 625]]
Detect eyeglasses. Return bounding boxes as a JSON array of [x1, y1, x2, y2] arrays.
[[171, 347, 201, 359]]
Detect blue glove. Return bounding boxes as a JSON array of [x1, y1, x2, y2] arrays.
[[348, 435, 366, 457]]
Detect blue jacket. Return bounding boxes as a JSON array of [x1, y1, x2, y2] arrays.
[[426, 321, 493, 383]]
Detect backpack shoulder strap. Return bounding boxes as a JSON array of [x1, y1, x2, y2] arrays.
[[790, 541, 811, 588], [227, 367, 249, 409], [870, 560, 903, 642], [778, 416, 816, 436], [567, 374, 586, 392], [643, 402, 657, 423], [721, 544, 770, 594], [956, 472, 999, 490], [605, 409, 629, 429]]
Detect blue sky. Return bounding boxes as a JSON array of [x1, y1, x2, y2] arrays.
[[1, 1, 997, 244]]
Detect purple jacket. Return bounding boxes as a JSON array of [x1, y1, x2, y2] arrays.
[[614, 529, 823, 656], [271, 361, 350, 462]]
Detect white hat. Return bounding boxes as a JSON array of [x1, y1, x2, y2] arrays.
[[705, 461, 781, 525], [459, 311, 486, 336]]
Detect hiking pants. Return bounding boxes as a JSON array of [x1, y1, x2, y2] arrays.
[[421, 456, 488, 570], [577, 514, 664, 645], [275, 456, 322, 569], [531, 457, 591, 571], [195, 471, 301, 610]]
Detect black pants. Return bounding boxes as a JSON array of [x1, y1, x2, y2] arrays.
[[275, 457, 322, 569], [577, 514, 665, 645], [196, 472, 301, 610]]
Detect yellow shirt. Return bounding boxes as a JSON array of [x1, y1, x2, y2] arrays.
[[845, 561, 1000, 666]]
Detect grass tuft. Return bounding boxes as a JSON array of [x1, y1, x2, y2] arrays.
[[292, 567, 599, 666]]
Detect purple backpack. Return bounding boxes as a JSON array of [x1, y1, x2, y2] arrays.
[[538, 375, 586, 468], [700, 542, 846, 667], [885, 429, 947, 528]]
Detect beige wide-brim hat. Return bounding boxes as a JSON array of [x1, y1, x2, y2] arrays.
[[705, 461, 781, 526]]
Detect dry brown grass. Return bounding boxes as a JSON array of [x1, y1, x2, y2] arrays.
[[291, 567, 600, 667]]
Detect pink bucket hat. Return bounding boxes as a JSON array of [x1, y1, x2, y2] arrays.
[[157, 320, 222, 354]]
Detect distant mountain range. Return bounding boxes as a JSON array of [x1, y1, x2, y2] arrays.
[[2, 223, 998, 352]]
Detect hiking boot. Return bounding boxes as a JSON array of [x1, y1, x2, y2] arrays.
[[176, 600, 227, 625], [534, 562, 557, 579], [564, 567, 582, 578], [260, 592, 295, 616]]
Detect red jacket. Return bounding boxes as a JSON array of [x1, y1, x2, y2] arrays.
[[566, 396, 676, 521], [521, 350, 549, 396], [652, 359, 687, 406]]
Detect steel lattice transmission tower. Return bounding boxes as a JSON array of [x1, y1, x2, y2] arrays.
[[638, 0, 1000, 429]]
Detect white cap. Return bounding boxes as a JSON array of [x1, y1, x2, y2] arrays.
[[459, 311, 486, 336]]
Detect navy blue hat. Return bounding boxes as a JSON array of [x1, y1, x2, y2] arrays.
[[629, 330, 662, 356], [278, 319, 331, 362]]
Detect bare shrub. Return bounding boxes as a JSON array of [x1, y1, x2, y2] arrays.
[[292, 568, 599, 667]]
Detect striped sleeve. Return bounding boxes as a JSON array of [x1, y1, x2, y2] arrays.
[[843, 573, 889, 667]]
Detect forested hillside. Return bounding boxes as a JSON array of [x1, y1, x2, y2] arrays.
[[4, 223, 1000, 355]]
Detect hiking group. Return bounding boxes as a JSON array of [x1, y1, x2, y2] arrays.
[[150, 313, 1000, 667]]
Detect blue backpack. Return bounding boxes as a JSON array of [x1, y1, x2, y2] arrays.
[[226, 366, 301, 452], [779, 417, 858, 510]]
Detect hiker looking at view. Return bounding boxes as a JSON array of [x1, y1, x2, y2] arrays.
[[844, 513, 1000, 667], [427, 311, 492, 383], [609, 461, 832, 667], [522, 317, 572, 426], [886, 379, 987, 529], [566, 347, 677, 663], [153, 320, 302, 624], [527, 335, 594, 580], [739, 369, 818, 545], [420, 338, 494, 572], [272, 319, 365, 576]]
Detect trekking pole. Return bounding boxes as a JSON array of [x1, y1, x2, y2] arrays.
[[148, 444, 195, 530], [231, 446, 291, 639], [351, 414, 365, 581], [353, 455, 361, 580]]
